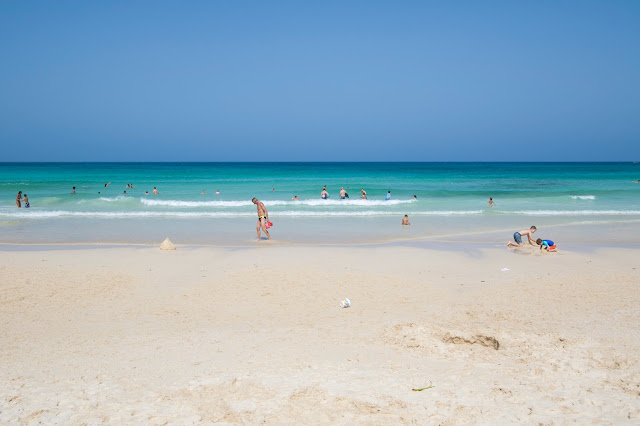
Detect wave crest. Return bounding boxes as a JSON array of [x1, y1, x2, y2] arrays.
[[570, 195, 596, 200], [139, 198, 417, 208]]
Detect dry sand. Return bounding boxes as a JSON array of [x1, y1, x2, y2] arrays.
[[1, 243, 639, 424]]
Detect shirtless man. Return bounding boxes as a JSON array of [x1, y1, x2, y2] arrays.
[[506, 226, 537, 248], [339, 187, 347, 199], [401, 215, 410, 225], [153, 187, 158, 195], [252, 197, 271, 241]]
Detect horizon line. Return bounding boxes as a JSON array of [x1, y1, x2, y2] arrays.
[[1, 160, 638, 164]]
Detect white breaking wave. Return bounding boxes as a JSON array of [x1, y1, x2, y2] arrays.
[[510, 210, 640, 216], [140, 198, 252, 207], [140, 198, 417, 208], [570, 195, 596, 200], [99, 196, 129, 202], [3, 209, 640, 220], [1, 209, 480, 219], [293, 198, 416, 206]]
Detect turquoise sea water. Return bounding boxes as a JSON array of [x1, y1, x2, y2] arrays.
[[1, 162, 640, 245]]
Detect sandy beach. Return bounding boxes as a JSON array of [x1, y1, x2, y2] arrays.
[[1, 242, 639, 424]]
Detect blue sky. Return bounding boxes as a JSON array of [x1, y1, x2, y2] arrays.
[[1, 1, 639, 161]]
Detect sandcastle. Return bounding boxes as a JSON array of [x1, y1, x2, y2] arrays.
[[159, 237, 175, 250]]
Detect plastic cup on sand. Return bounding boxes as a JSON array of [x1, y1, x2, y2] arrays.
[[340, 298, 351, 308]]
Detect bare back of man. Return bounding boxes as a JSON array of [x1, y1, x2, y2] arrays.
[[507, 226, 537, 248], [252, 198, 271, 241]]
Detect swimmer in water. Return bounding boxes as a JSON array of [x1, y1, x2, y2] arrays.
[[488, 197, 496, 208]]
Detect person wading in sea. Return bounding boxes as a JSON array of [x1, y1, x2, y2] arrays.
[[252, 197, 271, 241]]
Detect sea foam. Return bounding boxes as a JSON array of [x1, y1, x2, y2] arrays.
[[570, 195, 596, 200], [139, 198, 416, 208], [1, 209, 482, 219]]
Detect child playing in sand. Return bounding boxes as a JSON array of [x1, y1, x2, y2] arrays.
[[536, 238, 557, 252], [401, 215, 410, 225], [506, 226, 537, 247]]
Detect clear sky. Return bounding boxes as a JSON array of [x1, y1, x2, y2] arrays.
[[1, 1, 639, 161]]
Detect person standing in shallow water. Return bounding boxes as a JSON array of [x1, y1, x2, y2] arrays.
[[488, 197, 496, 208], [252, 197, 271, 241], [16, 191, 22, 208]]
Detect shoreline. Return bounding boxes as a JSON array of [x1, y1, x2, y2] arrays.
[[2, 240, 640, 253], [2, 215, 640, 248]]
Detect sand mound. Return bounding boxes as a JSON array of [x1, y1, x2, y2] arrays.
[[442, 332, 500, 350], [159, 237, 175, 250]]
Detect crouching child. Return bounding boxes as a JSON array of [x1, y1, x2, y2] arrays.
[[536, 238, 557, 252]]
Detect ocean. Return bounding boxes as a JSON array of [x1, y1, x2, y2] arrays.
[[2, 162, 639, 245]]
